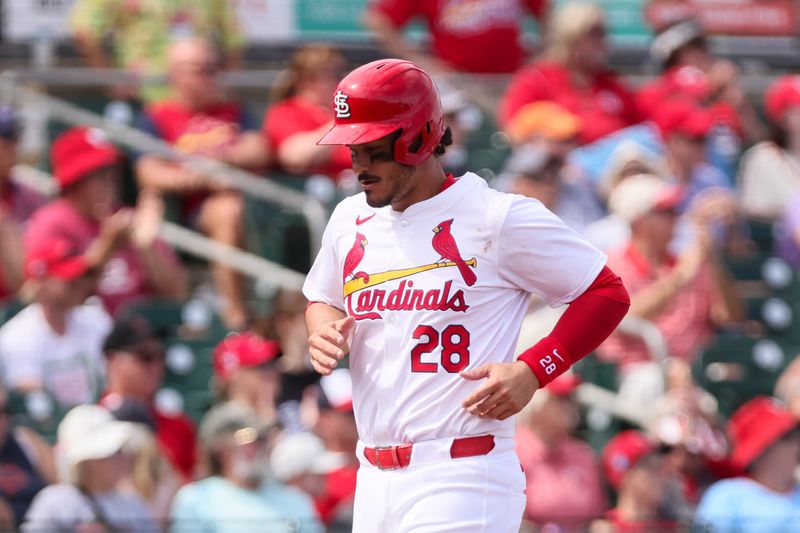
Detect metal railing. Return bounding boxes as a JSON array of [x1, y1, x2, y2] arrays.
[[0, 72, 327, 262], [12, 164, 306, 291]]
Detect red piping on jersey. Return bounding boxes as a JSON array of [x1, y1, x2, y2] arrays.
[[518, 266, 630, 385]]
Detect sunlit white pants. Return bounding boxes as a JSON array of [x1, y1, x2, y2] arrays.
[[352, 437, 526, 533]]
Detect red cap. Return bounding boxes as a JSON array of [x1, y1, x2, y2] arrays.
[[653, 98, 714, 139], [25, 238, 89, 282], [51, 127, 120, 189], [765, 75, 800, 124], [213, 332, 281, 380], [602, 430, 656, 490], [546, 373, 582, 397], [728, 396, 798, 470]]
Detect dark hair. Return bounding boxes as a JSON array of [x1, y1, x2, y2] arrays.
[[405, 125, 453, 158], [663, 36, 707, 71], [770, 122, 788, 149]]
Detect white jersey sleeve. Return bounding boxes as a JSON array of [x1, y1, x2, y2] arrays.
[[497, 196, 606, 307], [303, 204, 347, 311]]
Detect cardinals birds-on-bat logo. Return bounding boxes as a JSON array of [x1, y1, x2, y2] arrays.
[[432, 219, 477, 286], [343, 232, 370, 284]]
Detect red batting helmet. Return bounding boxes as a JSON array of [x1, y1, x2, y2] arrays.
[[317, 59, 445, 166]]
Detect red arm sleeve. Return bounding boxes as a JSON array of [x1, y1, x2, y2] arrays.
[[518, 266, 630, 386]]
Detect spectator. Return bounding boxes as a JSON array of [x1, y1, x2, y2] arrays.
[[598, 175, 743, 371], [739, 75, 800, 221], [501, 141, 603, 233], [696, 397, 800, 532], [99, 315, 196, 481], [213, 332, 282, 431], [362, 0, 547, 74], [0, 385, 56, 528], [136, 38, 268, 328], [652, 98, 731, 208], [22, 404, 154, 531], [263, 46, 352, 181], [592, 430, 681, 532], [499, 1, 640, 144], [269, 432, 339, 529], [640, 18, 764, 180], [25, 126, 188, 314], [505, 101, 582, 154], [312, 369, 358, 527], [585, 143, 667, 252], [0, 107, 45, 300], [515, 374, 607, 530], [171, 402, 317, 532], [438, 84, 481, 175], [646, 382, 728, 513], [102, 397, 181, 527], [70, 0, 244, 102], [0, 238, 110, 410], [268, 290, 321, 434]]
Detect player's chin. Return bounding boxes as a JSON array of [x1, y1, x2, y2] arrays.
[[363, 190, 392, 208]]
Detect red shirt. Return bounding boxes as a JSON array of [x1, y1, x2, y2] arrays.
[[142, 100, 254, 216], [25, 199, 182, 314], [597, 243, 717, 369], [371, 0, 546, 73], [314, 464, 357, 524], [499, 60, 641, 144], [515, 426, 607, 527], [637, 66, 742, 137], [263, 97, 352, 180], [153, 408, 197, 480]]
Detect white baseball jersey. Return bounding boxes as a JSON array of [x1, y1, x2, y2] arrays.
[[303, 172, 606, 446]]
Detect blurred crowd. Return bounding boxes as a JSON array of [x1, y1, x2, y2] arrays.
[[0, 0, 798, 531]]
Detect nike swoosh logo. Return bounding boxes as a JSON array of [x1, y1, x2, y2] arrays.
[[355, 213, 376, 225]]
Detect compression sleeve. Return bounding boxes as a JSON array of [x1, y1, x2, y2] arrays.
[[517, 266, 630, 386]]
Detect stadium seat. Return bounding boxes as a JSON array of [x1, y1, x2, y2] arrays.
[[693, 334, 796, 416], [116, 297, 228, 342]]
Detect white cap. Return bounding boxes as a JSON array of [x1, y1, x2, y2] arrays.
[[608, 174, 683, 224], [57, 405, 136, 482], [270, 432, 347, 483]]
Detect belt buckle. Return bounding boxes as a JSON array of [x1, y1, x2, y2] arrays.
[[373, 445, 400, 471]]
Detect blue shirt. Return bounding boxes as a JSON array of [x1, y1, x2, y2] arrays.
[[695, 478, 800, 533], [170, 477, 322, 533]]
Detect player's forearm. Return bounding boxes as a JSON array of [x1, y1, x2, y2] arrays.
[[518, 266, 630, 385], [305, 301, 347, 337]]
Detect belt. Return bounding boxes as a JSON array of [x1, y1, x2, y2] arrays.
[[363, 435, 496, 470]]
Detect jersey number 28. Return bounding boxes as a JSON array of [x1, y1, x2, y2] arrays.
[[411, 324, 470, 373]]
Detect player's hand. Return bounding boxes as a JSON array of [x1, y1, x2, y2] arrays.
[[460, 361, 540, 420], [308, 316, 355, 376]]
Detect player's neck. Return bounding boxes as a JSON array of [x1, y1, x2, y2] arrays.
[[390, 160, 448, 212]]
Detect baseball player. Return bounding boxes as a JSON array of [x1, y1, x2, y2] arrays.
[[303, 59, 630, 532]]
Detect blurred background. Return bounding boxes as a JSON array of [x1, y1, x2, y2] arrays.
[[0, 0, 798, 531]]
